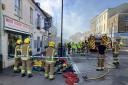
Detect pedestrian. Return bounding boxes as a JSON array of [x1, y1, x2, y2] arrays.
[[44, 41, 56, 80], [97, 41, 106, 71], [13, 39, 22, 73], [21, 38, 33, 77], [112, 41, 120, 68]]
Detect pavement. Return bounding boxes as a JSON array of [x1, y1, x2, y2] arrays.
[[0, 68, 66, 85], [0, 51, 128, 85]]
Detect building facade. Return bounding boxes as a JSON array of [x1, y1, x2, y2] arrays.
[[91, 3, 128, 35], [0, 0, 52, 68], [109, 13, 128, 47]]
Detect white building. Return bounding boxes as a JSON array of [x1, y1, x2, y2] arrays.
[[91, 3, 128, 35], [0, 0, 52, 69]]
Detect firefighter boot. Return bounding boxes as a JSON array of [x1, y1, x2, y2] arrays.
[[21, 70, 26, 77], [13, 67, 20, 73], [96, 57, 102, 71], [49, 63, 55, 80]]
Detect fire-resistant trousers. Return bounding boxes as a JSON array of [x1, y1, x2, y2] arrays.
[[21, 59, 32, 75], [44, 62, 55, 78], [14, 58, 21, 71], [97, 54, 105, 69]]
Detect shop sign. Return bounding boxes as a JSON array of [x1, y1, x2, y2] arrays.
[[4, 16, 30, 33], [114, 33, 128, 37]]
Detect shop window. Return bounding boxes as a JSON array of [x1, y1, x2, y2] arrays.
[[8, 33, 21, 59]]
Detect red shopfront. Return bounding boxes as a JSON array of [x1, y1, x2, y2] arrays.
[[3, 16, 32, 67]]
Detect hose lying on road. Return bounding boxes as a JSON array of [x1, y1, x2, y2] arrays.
[[67, 54, 116, 81], [82, 63, 115, 81]]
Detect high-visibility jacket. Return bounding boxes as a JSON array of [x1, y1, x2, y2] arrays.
[[113, 44, 120, 54], [88, 39, 96, 49], [45, 47, 55, 62], [21, 44, 32, 60], [102, 36, 109, 46], [77, 43, 81, 49], [71, 43, 76, 49], [14, 45, 22, 58]]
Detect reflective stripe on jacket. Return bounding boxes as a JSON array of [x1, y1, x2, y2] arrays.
[[14, 45, 21, 58], [21, 44, 32, 60], [45, 47, 55, 62]]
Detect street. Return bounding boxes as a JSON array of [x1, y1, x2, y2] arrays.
[[0, 51, 128, 85]]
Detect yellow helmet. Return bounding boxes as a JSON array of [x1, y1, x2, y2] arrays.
[[49, 41, 55, 47], [16, 39, 22, 45], [24, 38, 30, 44]]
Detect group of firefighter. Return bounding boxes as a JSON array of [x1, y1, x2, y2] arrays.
[[66, 41, 88, 55], [87, 34, 120, 70], [66, 34, 120, 71], [13, 34, 120, 79], [14, 37, 56, 79]]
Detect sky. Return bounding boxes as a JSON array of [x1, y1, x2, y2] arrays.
[[36, 0, 128, 39]]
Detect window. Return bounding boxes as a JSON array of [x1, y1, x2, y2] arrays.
[[8, 33, 21, 59], [37, 14, 41, 29], [30, 7, 33, 24], [15, 0, 22, 16], [37, 37, 40, 52], [34, 40, 37, 49]]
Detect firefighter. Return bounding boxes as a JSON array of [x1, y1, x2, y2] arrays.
[[97, 41, 106, 71], [81, 42, 85, 54], [44, 41, 56, 80], [71, 42, 76, 54], [85, 40, 89, 53], [67, 42, 71, 54], [13, 39, 22, 73], [21, 38, 32, 77], [77, 42, 81, 54], [112, 41, 120, 68], [88, 35, 96, 52], [101, 34, 109, 47]]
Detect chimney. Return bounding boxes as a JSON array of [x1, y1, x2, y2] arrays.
[[36, 2, 40, 7]]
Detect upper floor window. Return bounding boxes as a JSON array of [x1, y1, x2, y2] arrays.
[[37, 14, 41, 29], [30, 7, 33, 24], [15, 0, 22, 17]]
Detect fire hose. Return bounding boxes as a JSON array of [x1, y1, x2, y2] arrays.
[[82, 63, 114, 81], [68, 54, 115, 81]]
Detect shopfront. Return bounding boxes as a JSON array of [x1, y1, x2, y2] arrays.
[[2, 15, 31, 68], [7, 31, 29, 59]]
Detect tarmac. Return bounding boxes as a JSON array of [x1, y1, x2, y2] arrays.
[[0, 52, 128, 85]]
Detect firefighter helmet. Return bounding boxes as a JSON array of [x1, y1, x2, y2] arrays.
[[49, 41, 55, 47], [24, 38, 30, 44], [16, 39, 22, 45]]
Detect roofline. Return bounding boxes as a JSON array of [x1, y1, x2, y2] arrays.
[[31, 0, 52, 18]]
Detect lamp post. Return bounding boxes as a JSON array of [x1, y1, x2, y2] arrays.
[[60, 0, 63, 57]]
